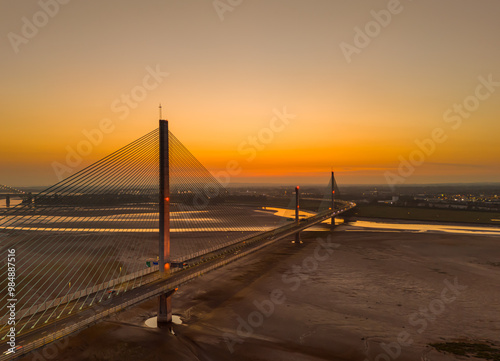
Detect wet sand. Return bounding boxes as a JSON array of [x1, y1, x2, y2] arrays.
[[21, 228, 500, 361]]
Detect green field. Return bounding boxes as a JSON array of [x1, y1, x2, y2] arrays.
[[349, 204, 500, 225]]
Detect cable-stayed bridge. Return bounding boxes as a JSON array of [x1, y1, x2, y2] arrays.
[[0, 120, 355, 359], [0, 186, 27, 209]]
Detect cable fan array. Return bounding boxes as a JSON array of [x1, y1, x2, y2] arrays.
[[0, 127, 282, 336]]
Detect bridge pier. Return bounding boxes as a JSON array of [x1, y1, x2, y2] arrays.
[[5, 195, 10, 208], [157, 293, 172, 326], [331, 171, 336, 229], [294, 186, 302, 244], [27, 192, 34, 209]]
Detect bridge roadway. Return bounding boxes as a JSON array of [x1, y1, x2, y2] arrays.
[[0, 202, 355, 360]]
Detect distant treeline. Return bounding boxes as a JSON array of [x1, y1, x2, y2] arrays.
[[224, 194, 267, 203]]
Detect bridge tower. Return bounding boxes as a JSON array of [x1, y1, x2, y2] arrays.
[[331, 171, 336, 228], [294, 186, 302, 244], [157, 117, 172, 326]]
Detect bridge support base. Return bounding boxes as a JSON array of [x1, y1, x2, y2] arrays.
[[331, 216, 336, 229], [293, 231, 302, 244], [157, 293, 172, 327]]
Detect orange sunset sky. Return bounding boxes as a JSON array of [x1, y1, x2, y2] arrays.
[[1, 0, 499, 187]]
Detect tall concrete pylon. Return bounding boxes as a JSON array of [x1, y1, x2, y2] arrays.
[[158, 118, 172, 326]]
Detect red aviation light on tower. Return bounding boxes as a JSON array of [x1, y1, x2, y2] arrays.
[[165, 197, 170, 202]]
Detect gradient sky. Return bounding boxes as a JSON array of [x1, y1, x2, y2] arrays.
[[1, 0, 499, 187]]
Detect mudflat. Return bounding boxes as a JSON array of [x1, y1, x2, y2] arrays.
[[23, 228, 500, 361]]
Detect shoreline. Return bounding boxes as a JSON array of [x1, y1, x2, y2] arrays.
[[343, 215, 500, 229]]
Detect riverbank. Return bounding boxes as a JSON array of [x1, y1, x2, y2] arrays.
[[350, 204, 500, 225], [338, 217, 500, 236]]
